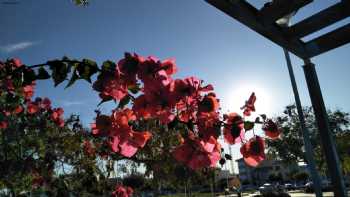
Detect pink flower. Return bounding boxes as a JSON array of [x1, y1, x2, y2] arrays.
[[51, 108, 64, 127], [160, 58, 177, 76], [93, 72, 128, 101], [118, 53, 143, 85], [240, 136, 265, 167], [198, 93, 219, 113], [112, 185, 133, 197], [41, 97, 51, 109], [91, 115, 112, 136], [241, 92, 256, 116], [83, 140, 95, 156], [223, 113, 244, 144], [262, 119, 281, 139], [197, 111, 221, 140], [173, 136, 221, 170], [23, 82, 35, 100], [27, 102, 39, 114], [0, 121, 8, 129]]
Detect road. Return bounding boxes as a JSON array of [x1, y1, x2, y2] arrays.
[[218, 190, 350, 197]]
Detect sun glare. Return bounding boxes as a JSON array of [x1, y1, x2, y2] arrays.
[[225, 83, 272, 116]]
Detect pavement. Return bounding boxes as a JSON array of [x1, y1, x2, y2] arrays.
[[217, 190, 350, 197]]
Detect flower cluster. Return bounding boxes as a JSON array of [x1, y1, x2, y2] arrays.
[[91, 53, 223, 169], [90, 53, 282, 169], [91, 108, 152, 158], [112, 185, 133, 197], [0, 59, 65, 129]]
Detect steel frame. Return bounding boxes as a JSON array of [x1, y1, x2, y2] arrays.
[[205, 0, 350, 196]]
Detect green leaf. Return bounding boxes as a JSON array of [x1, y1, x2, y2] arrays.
[[255, 117, 262, 123], [65, 70, 79, 89], [48, 60, 70, 86], [23, 68, 36, 85], [244, 121, 255, 131], [101, 60, 116, 73], [36, 67, 50, 80], [117, 95, 130, 109], [77, 59, 98, 83], [97, 97, 113, 106], [128, 84, 140, 94]]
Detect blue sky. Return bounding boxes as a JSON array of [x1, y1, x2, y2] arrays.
[[1, 0, 350, 172]]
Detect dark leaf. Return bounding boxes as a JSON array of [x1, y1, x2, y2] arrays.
[[260, 114, 267, 121], [65, 70, 79, 89], [48, 60, 70, 86], [117, 95, 130, 109], [101, 60, 116, 73], [23, 68, 36, 85], [128, 84, 140, 94], [36, 67, 50, 80], [255, 117, 262, 123], [78, 59, 98, 83], [224, 154, 232, 160], [244, 121, 254, 131], [219, 158, 226, 166]]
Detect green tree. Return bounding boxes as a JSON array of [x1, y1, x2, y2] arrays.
[[266, 105, 350, 176]]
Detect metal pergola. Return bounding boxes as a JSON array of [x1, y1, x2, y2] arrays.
[[205, 0, 350, 196]]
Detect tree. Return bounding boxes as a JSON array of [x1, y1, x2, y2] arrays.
[[266, 105, 350, 175]]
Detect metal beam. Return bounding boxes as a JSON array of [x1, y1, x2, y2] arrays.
[[305, 23, 350, 58], [205, 0, 308, 58], [303, 60, 347, 197], [288, 2, 350, 38], [259, 0, 312, 25]]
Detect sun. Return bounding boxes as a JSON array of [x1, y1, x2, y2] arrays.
[[224, 83, 272, 116]]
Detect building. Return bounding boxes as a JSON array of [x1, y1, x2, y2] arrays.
[[236, 158, 305, 186]]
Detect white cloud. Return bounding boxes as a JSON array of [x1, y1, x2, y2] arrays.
[[61, 100, 85, 107], [0, 41, 38, 53]]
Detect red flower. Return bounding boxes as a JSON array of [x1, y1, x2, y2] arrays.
[[110, 129, 152, 158], [240, 136, 265, 167], [262, 119, 281, 139], [83, 140, 95, 156], [197, 111, 221, 140], [223, 113, 244, 144], [10, 58, 22, 67], [27, 102, 39, 114], [160, 58, 177, 76], [13, 105, 23, 114], [198, 93, 219, 113], [118, 53, 143, 85], [132, 95, 152, 119], [241, 92, 256, 116], [0, 121, 8, 129], [91, 115, 112, 136], [173, 136, 221, 170], [51, 108, 64, 127], [23, 82, 35, 100], [93, 72, 128, 101], [103, 108, 152, 158], [112, 185, 133, 197], [40, 97, 51, 109]]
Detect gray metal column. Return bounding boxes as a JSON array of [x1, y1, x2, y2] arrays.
[[283, 49, 322, 197], [302, 59, 347, 197]]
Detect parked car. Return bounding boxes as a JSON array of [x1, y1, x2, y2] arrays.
[[305, 180, 333, 193], [259, 183, 275, 195], [284, 183, 294, 191]]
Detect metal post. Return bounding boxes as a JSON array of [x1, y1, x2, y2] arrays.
[[302, 59, 347, 197], [283, 49, 323, 197]]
